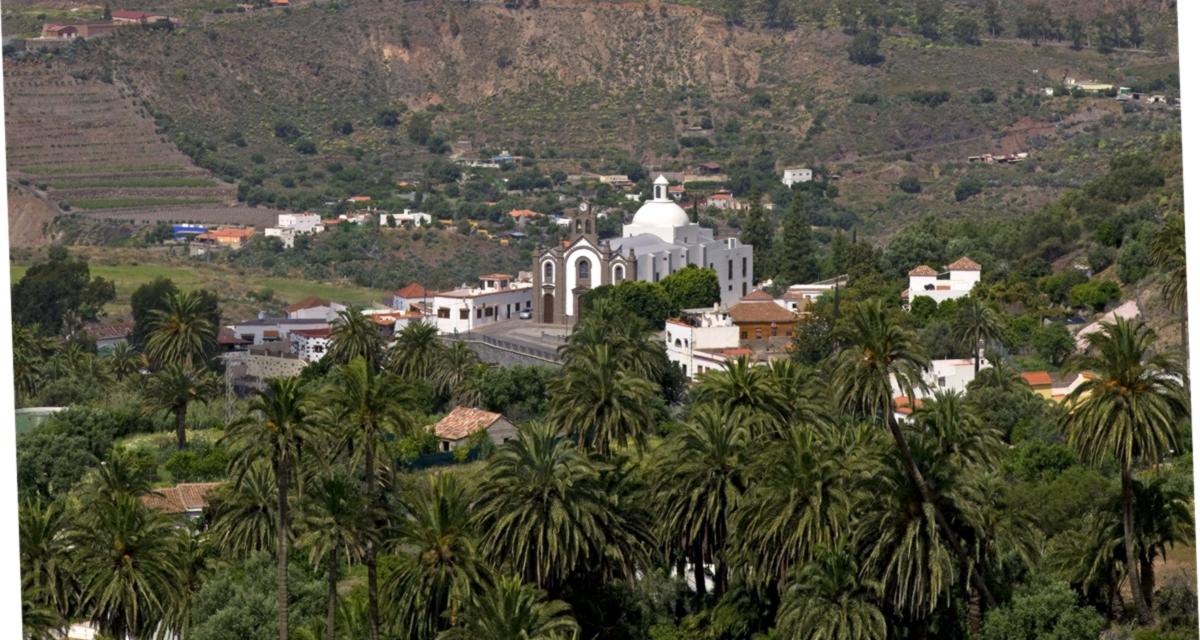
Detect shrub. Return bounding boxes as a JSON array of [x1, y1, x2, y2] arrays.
[[909, 90, 951, 107], [979, 580, 1106, 640], [376, 109, 401, 127], [750, 92, 772, 108], [163, 443, 228, 482], [898, 176, 922, 193], [847, 32, 883, 65], [975, 87, 997, 103], [1069, 279, 1121, 313], [1117, 236, 1152, 284], [954, 177, 983, 201], [294, 140, 317, 155], [852, 92, 880, 105], [274, 122, 300, 141]]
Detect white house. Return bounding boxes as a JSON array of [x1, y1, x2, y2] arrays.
[[429, 274, 533, 334], [779, 275, 849, 312], [782, 168, 813, 187], [265, 212, 324, 248], [665, 307, 745, 380], [286, 296, 348, 321], [290, 327, 332, 362], [379, 209, 432, 227], [891, 356, 989, 422], [393, 282, 431, 312], [903, 256, 982, 306], [228, 318, 330, 345]]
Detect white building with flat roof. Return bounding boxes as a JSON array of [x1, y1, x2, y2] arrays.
[[782, 168, 813, 187], [429, 274, 534, 334], [265, 212, 324, 248]]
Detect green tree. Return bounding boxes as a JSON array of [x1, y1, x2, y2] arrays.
[[1062, 318, 1189, 625], [982, 0, 1002, 36], [1031, 323, 1074, 367], [739, 193, 774, 261], [692, 356, 787, 431], [547, 344, 658, 456], [847, 31, 883, 65], [953, 16, 981, 45], [142, 362, 221, 450], [1152, 213, 1187, 356], [914, 0, 943, 39], [951, 297, 1005, 374], [660, 265, 720, 310], [327, 306, 385, 370], [776, 194, 819, 285], [322, 357, 417, 640], [19, 498, 73, 625], [105, 342, 143, 381], [10, 247, 116, 334], [831, 301, 996, 608], [208, 461, 278, 558], [655, 406, 750, 598], [473, 421, 651, 591], [69, 494, 184, 639], [385, 474, 489, 638], [144, 290, 218, 368], [388, 321, 446, 380], [437, 575, 579, 640], [223, 376, 314, 640], [775, 547, 885, 640], [979, 580, 1105, 640]]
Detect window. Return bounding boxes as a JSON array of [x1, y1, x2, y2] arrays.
[[584, 219, 592, 234], [543, 261, 554, 283], [770, 326, 778, 337], [742, 282, 747, 296], [740, 331, 748, 339], [577, 259, 590, 281], [438, 308, 451, 319], [575, 219, 582, 234], [485, 307, 494, 317], [459, 309, 469, 319], [476, 308, 483, 319], [728, 259, 733, 279], [755, 328, 763, 339], [614, 265, 625, 282], [742, 256, 747, 276]]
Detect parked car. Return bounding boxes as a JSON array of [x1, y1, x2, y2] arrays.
[[519, 309, 533, 320]]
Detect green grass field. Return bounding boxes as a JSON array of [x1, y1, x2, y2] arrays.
[[9, 259, 394, 318]]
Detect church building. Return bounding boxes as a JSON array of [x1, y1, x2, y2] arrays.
[[533, 175, 754, 325]]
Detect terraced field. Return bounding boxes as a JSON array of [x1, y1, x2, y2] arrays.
[[3, 61, 275, 228]]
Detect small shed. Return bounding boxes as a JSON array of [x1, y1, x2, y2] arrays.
[[433, 406, 517, 452]]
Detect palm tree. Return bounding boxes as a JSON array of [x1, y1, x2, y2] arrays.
[[731, 424, 855, 589], [951, 296, 1005, 374], [437, 575, 579, 640], [208, 460, 278, 558], [1128, 477, 1193, 610], [69, 493, 184, 639], [106, 341, 143, 381], [163, 526, 212, 639], [775, 547, 886, 640], [19, 498, 73, 625], [559, 297, 665, 380], [297, 467, 379, 640], [385, 473, 489, 638], [322, 357, 417, 640], [327, 306, 385, 370], [388, 320, 445, 380], [547, 344, 658, 456], [222, 375, 313, 640], [831, 300, 996, 608], [966, 351, 1026, 393], [144, 289, 216, 368], [13, 324, 53, 403], [654, 406, 749, 598], [692, 356, 787, 430], [762, 359, 831, 431], [435, 341, 484, 401], [473, 421, 649, 592], [1062, 317, 1189, 625], [1152, 213, 1187, 357], [142, 362, 221, 450]]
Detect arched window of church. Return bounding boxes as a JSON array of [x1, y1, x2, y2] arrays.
[[575, 219, 582, 234], [577, 259, 590, 282], [585, 219, 592, 235], [614, 265, 625, 282], [543, 261, 554, 283]]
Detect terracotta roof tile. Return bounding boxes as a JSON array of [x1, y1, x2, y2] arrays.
[[946, 256, 982, 271], [434, 406, 503, 441], [292, 327, 332, 339], [286, 296, 330, 313], [1021, 371, 1053, 387], [728, 300, 796, 324], [140, 482, 222, 514], [908, 265, 938, 277], [395, 283, 429, 298], [740, 290, 775, 302]]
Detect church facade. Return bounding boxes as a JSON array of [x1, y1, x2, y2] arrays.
[[533, 175, 754, 326]]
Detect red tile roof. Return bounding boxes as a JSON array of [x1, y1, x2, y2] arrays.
[[286, 296, 331, 313], [946, 256, 982, 271], [508, 209, 541, 218], [908, 265, 938, 277], [479, 273, 514, 280], [740, 289, 775, 302], [434, 406, 503, 441], [292, 328, 332, 339], [218, 327, 251, 345], [728, 300, 795, 325], [140, 482, 222, 514], [1021, 371, 1053, 387], [395, 283, 429, 298], [894, 395, 924, 416]]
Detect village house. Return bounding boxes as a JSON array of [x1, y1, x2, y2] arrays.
[[290, 327, 332, 362], [286, 296, 347, 322], [393, 282, 431, 311], [698, 162, 722, 175], [509, 209, 543, 225], [110, 10, 174, 24], [195, 227, 256, 250], [728, 290, 797, 342], [902, 256, 982, 306], [265, 212, 324, 249], [1022, 371, 1054, 399], [704, 190, 741, 211], [664, 307, 743, 379], [781, 167, 813, 187], [667, 184, 686, 201], [379, 210, 432, 227], [433, 406, 518, 452], [228, 317, 330, 345], [598, 175, 634, 189], [778, 275, 849, 313], [140, 482, 222, 519], [82, 319, 134, 351], [428, 274, 534, 334]]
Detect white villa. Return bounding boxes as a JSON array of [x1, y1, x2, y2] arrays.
[[290, 327, 332, 363], [264, 212, 324, 248], [665, 306, 744, 380], [429, 274, 534, 334], [903, 256, 982, 305], [379, 209, 432, 227], [782, 167, 813, 187]]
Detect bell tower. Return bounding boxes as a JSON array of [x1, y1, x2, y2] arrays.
[[569, 201, 598, 243]]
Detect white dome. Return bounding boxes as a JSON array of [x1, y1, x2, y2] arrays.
[[632, 199, 690, 228]]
